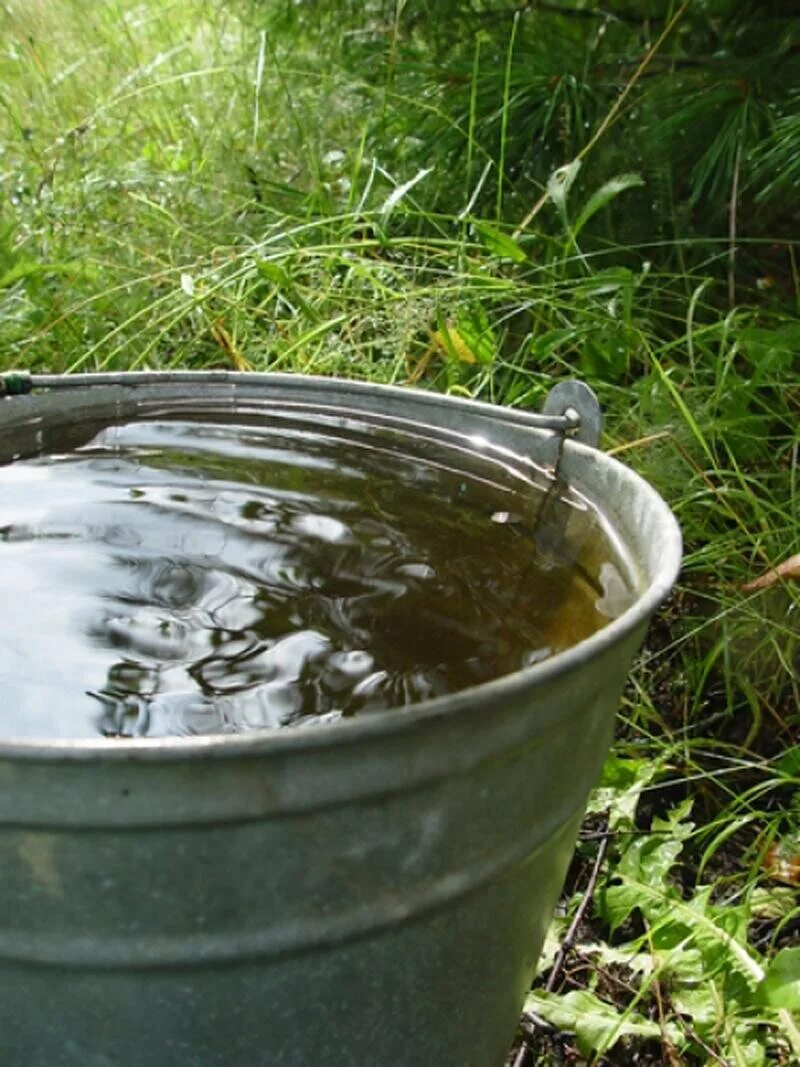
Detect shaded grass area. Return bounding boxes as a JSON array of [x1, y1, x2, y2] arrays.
[[1, 1, 799, 1063]]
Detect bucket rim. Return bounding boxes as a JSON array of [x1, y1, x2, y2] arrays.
[[0, 372, 681, 761]]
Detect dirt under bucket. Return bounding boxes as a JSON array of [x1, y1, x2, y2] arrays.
[[0, 372, 681, 1066]]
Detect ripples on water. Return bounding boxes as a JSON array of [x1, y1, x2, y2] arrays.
[[0, 414, 633, 738]]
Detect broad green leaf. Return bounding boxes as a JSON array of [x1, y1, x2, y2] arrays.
[[756, 947, 800, 1011], [582, 940, 654, 978], [432, 324, 477, 364], [777, 745, 800, 778], [653, 796, 695, 833], [456, 312, 495, 365], [587, 754, 658, 829], [573, 173, 645, 237], [525, 988, 676, 1056], [729, 1031, 767, 1067], [535, 914, 570, 978], [0, 259, 92, 289], [527, 328, 576, 362], [616, 799, 694, 891], [434, 306, 496, 366], [609, 880, 765, 986], [595, 754, 654, 792], [473, 221, 527, 263], [650, 943, 707, 984], [671, 986, 719, 1033], [575, 266, 635, 299], [739, 323, 800, 353], [600, 881, 643, 933], [672, 994, 766, 1067], [256, 260, 291, 288], [580, 321, 634, 381], [749, 885, 797, 920], [0, 259, 41, 289], [599, 801, 693, 929]]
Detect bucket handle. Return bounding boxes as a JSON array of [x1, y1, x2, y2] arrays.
[[0, 371, 603, 450], [0, 369, 601, 571]]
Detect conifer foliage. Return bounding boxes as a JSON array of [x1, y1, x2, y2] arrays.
[[267, 0, 800, 266]]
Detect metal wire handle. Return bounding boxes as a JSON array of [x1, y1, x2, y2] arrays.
[[0, 370, 602, 449]]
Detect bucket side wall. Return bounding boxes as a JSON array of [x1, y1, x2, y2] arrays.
[[0, 638, 637, 1066], [0, 630, 643, 958]]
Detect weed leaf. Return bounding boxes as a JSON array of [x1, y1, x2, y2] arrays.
[[573, 174, 645, 237], [576, 266, 635, 298], [525, 988, 676, 1055], [255, 261, 291, 289], [587, 754, 658, 829], [546, 160, 581, 218], [472, 221, 527, 263], [777, 746, 800, 778], [433, 306, 496, 366], [380, 167, 433, 216], [756, 948, 800, 1011], [601, 799, 694, 930], [0, 260, 41, 289]]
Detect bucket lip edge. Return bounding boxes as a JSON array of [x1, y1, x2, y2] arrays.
[[0, 372, 682, 761]]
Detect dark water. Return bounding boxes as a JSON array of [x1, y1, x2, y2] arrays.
[[0, 414, 634, 739]]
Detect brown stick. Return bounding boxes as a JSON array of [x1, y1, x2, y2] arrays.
[[545, 831, 609, 992], [511, 830, 610, 1066], [728, 139, 742, 309], [476, 2, 667, 26]]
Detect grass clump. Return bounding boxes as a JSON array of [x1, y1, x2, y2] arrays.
[[1, 0, 799, 1063]]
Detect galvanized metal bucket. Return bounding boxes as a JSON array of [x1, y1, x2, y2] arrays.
[[0, 373, 681, 1067]]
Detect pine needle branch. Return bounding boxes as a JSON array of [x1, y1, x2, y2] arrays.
[[512, 0, 690, 239]]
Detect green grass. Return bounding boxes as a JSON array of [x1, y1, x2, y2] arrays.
[[1, 1, 799, 1063]]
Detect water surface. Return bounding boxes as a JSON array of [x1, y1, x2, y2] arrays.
[[0, 414, 632, 738]]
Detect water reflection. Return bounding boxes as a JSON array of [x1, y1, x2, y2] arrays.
[[0, 416, 630, 738]]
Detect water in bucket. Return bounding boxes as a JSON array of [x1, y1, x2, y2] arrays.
[[0, 412, 634, 738]]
